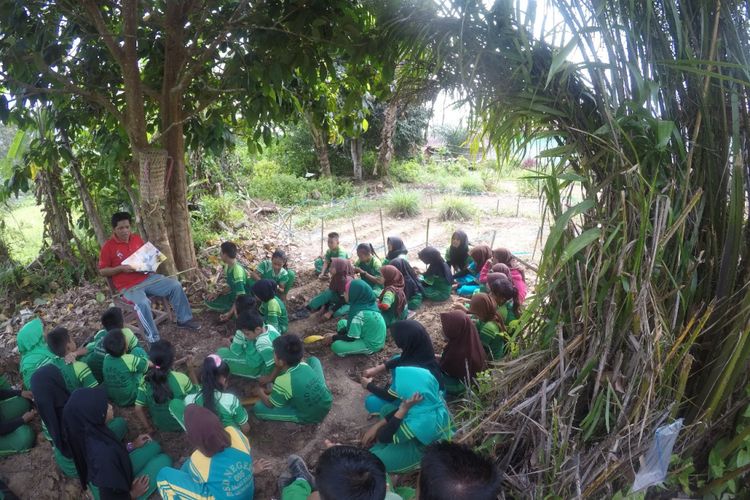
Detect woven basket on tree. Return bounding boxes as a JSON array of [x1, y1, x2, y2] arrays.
[[138, 148, 168, 202]]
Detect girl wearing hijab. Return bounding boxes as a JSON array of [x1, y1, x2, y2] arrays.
[[354, 243, 384, 293], [156, 405, 271, 499], [492, 248, 527, 303], [438, 311, 487, 395], [488, 276, 522, 327], [378, 265, 409, 327], [16, 317, 56, 388], [390, 257, 424, 311], [383, 236, 409, 265], [445, 230, 474, 281], [456, 245, 493, 296], [0, 374, 35, 457], [62, 387, 171, 499], [252, 279, 288, 333], [32, 365, 127, 476], [363, 366, 453, 473], [329, 280, 387, 357], [467, 293, 512, 360], [361, 320, 444, 415], [292, 258, 355, 321], [417, 247, 452, 302]]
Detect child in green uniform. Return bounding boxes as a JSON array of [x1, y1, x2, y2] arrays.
[[467, 293, 510, 360], [177, 355, 250, 434], [0, 374, 35, 457], [438, 311, 487, 395], [252, 279, 289, 333], [17, 317, 56, 388], [488, 274, 522, 324], [293, 258, 354, 321], [315, 232, 349, 276], [354, 243, 384, 293], [383, 236, 408, 265], [82, 307, 148, 383], [217, 311, 281, 378], [445, 230, 474, 282], [135, 340, 199, 433], [378, 265, 409, 327], [103, 329, 151, 406], [329, 280, 386, 356], [251, 249, 296, 301], [390, 258, 424, 311], [253, 335, 332, 424], [206, 241, 250, 316], [417, 442, 502, 499], [46, 327, 98, 391], [417, 247, 453, 302]]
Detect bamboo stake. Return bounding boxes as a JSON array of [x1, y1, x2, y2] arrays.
[[490, 230, 497, 249], [351, 219, 358, 246], [426, 218, 431, 247], [320, 218, 324, 257], [496, 198, 500, 214], [516, 195, 521, 217], [379, 209, 386, 251]]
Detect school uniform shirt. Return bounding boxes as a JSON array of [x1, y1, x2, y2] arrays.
[[103, 353, 149, 406], [268, 362, 333, 424], [85, 327, 142, 381], [234, 326, 281, 376], [225, 262, 249, 297], [98, 233, 149, 291], [256, 260, 294, 292], [347, 310, 387, 352], [259, 297, 288, 334], [474, 319, 505, 360], [355, 257, 383, 284], [184, 391, 249, 429], [324, 248, 349, 266], [420, 274, 452, 300], [379, 290, 409, 325], [135, 371, 198, 431], [184, 427, 256, 498], [50, 356, 98, 392]]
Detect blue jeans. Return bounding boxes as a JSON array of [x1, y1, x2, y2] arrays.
[[123, 274, 192, 342]]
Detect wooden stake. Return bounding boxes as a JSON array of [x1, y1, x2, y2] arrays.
[[351, 219, 359, 245], [490, 230, 497, 249], [379, 209, 387, 252], [430, 194, 434, 208], [320, 218, 325, 257], [426, 218, 431, 247], [496, 198, 500, 214], [516, 195, 521, 217]]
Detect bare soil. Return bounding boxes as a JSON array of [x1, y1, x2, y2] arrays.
[[0, 191, 542, 499]]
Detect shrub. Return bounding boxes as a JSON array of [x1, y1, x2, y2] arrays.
[[390, 160, 422, 183], [460, 176, 484, 194], [480, 168, 499, 192], [251, 158, 284, 179], [518, 174, 541, 197], [386, 189, 422, 217], [191, 193, 246, 248], [247, 174, 354, 206], [438, 196, 476, 221]]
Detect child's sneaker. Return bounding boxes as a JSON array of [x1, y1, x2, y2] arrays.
[[288, 455, 315, 489], [290, 309, 311, 322]]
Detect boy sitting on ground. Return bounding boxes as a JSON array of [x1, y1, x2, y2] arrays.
[[251, 249, 296, 301], [46, 327, 98, 391], [82, 307, 148, 382], [216, 310, 281, 379], [207, 241, 251, 318], [315, 232, 349, 278], [103, 328, 151, 406]]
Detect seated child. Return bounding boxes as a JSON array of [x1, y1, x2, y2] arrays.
[[467, 293, 512, 360], [363, 366, 453, 473], [135, 340, 199, 432], [206, 241, 250, 315], [378, 266, 408, 327], [279, 446, 402, 500], [221, 293, 258, 322], [445, 230, 474, 282], [418, 442, 502, 499], [251, 249, 296, 301], [383, 236, 408, 265], [82, 307, 148, 382], [492, 248, 527, 304], [17, 317, 56, 388], [252, 279, 289, 334], [315, 232, 349, 277], [103, 328, 151, 406], [488, 275, 522, 324], [178, 355, 250, 434], [46, 327, 98, 391], [416, 247, 452, 302], [253, 335, 332, 424], [354, 243, 384, 293], [328, 280, 386, 357], [217, 311, 281, 379], [390, 258, 424, 311], [0, 374, 35, 457], [157, 405, 271, 499], [438, 311, 487, 395], [293, 258, 354, 321], [456, 245, 492, 296]]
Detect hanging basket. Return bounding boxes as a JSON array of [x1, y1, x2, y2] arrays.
[[138, 148, 168, 202]]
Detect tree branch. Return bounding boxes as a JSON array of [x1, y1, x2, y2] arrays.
[[80, 0, 126, 69]]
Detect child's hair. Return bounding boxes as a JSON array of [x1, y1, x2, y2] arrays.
[[146, 340, 175, 404], [236, 310, 264, 332], [489, 278, 521, 318], [327, 232, 339, 241], [102, 329, 127, 357], [418, 441, 501, 500], [101, 307, 124, 331], [47, 327, 70, 357], [200, 354, 230, 415], [271, 249, 288, 268], [492, 263, 512, 278], [316, 445, 387, 500], [273, 334, 304, 366], [356, 243, 377, 258], [220, 241, 238, 259], [235, 294, 257, 315]]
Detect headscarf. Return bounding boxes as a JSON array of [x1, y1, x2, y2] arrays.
[[379, 265, 407, 317], [63, 387, 133, 491], [390, 366, 452, 445], [330, 258, 355, 294], [468, 293, 504, 326], [17, 317, 55, 388], [346, 279, 380, 324], [493, 247, 526, 280], [491, 263, 512, 279], [386, 236, 408, 261], [469, 245, 492, 275], [446, 230, 470, 272], [389, 258, 424, 298], [185, 404, 230, 457], [386, 320, 443, 388], [439, 311, 486, 380], [31, 364, 70, 455], [418, 246, 452, 282], [252, 279, 277, 303]]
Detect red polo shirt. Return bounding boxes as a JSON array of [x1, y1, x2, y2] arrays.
[[98, 234, 149, 291]]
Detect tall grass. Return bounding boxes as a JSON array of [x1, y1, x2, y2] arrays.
[[385, 188, 422, 217], [438, 196, 475, 221]]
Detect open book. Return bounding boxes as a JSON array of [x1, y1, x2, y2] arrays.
[[122, 242, 167, 273]]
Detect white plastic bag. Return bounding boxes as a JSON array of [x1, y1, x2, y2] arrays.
[[631, 419, 684, 492]]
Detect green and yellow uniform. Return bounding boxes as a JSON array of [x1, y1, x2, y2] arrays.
[[135, 371, 198, 432], [103, 353, 149, 406], [259, 296, 288, 334], [217, 325, 281, 379], [419, 274, 452, 302], [355, 256, 383, 292], [379, 290, 409, 327], [205, 262, 250, 313], [473, 319, 506, 360], [0, 378, 34, 457], [50, 356, 98, 391], [84, 327, 147, 383], [314, 248, 349, 274], [253, 357, 332, 424], [255, 259, 296, 294], [333, 311, 387, 356], [181, 391, 249, 430], [17, 317, 56, 388]]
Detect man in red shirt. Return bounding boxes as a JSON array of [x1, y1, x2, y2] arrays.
[[99, 212, 199, 342]]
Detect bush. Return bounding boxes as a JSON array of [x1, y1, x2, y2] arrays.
[[460, 176, 484, 194], [247, 174, 354, 206], [438, 196, 476, 221], [191, 193, 246, 248], [386, 189, 422, 217], [390, 160, 422, 183]]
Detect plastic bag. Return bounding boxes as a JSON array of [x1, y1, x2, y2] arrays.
[[631, 419, 683, 492]]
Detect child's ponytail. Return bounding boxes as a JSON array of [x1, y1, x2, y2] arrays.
[[200, 354, 230, 415], [147, 340, 175, 404]]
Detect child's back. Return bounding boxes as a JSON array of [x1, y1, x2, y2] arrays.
[[102, 328, 148, 406], [184, 390, 247, 429], [136, 370, 197, 431], [271, 360, 333, 423], [85, 327, 146, 382]]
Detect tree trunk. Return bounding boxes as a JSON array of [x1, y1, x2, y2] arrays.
[[69, 156, 107, 247], [307, 117, 332, 177], [351, 137, 364, 181], [36, 163, 76, 263], [122, 164, 147, 238], [137, 150, 178, 276], [375, 96, 399, 177]]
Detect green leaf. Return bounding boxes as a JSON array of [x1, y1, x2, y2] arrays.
[[545, 35, 579, 88], [95, 292, 106, 303], [655, 120, 675, 149], [543, 199, 595, 255], [361, 118, 368, 132], [559, 228, 601, 266]]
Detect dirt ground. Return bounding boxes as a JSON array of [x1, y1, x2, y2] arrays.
[[0, 190, 542, 499]]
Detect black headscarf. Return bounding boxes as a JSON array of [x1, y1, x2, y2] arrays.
[[418, 246, 453, 282], [63, 387, 133, 492], [446, 230, 470, 271], [385, 320, 444, 389], [252, 279, 277, 303], [389, 258, 424, 298], [386, 237, 408, 261], [31, 364, 70, 455]]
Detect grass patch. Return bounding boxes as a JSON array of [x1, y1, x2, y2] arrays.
[[295, 197, 380, 229], [385, 189, 422, 217], [2, 197, 44, 264], [460, 176, 485, 194], [438, 196, 476, 221]]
